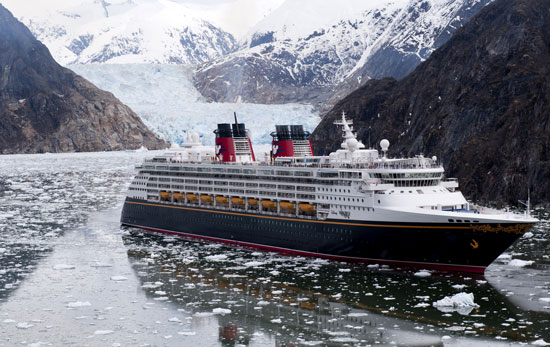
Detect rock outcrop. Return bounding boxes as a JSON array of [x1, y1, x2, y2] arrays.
[[311, 0, 550, 206], [0, 4, 167, 154]]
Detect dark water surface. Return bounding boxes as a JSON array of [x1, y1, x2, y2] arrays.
[[0, 152, 549, 346]]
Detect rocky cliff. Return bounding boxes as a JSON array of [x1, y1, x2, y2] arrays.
[[311, 0, 550, 206], [0, 4, 167, 154]]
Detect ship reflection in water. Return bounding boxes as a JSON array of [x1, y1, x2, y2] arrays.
[[122, 229, 549, 346]]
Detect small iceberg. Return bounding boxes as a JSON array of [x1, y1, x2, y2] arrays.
[[433, 292, 479, 315]]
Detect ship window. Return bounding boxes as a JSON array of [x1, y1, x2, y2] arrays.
[[378, 200, 380, 204], [456, 219, 462, 223], [448, 219, 454, 222], [464, 220, 470, 223]]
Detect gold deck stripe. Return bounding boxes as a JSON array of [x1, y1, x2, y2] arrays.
[[126, 200, 472, 230]]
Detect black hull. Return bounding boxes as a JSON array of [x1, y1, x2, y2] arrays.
[[120, 198, 531, 273]]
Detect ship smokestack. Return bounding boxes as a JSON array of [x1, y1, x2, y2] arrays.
[[214, 113, 255, 162], [214, 123, 236, 162], [271, 125, 312, 158]]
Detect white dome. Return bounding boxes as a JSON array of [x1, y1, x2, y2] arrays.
[[346, 138, 358, 151], [380, 139, 390, 151]]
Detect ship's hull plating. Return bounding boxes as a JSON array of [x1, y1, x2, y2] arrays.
[[120, 198, 531, 274]]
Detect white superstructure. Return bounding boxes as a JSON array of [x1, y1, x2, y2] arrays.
[[126, 114, 536, 225]]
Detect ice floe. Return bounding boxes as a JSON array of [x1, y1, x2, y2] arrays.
[[213, 308, 231, 315], [413, 270, 431, 277], [66, 301, 91, 308], [110, 276, 128, 281], [508, 259, 535, 267], [433, 292, 479, 315]]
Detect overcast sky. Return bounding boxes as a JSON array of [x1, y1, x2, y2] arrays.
[[2, 0, 286, 39]]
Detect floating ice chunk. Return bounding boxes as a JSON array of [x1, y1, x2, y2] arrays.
[[452, 284, 467, 289], [433, 292, 479, 315], [523, 231, 534, 238], [269, 270, 280, 276], [110, 276, 128, 281], [244, 261, 265, 267], [16, 322, 34, 329], [338, 268, 351, 272], [213, 308, 231, 315], [532, 339, 550, 346], [414, 303, 430, 308], [178, 331, 197, 336], [414, 270, 431, 277], [257, 301, 269, 306], [508, 259, 534, 267], [168, 317, 181, 322], [205, 254, 228, 262], [3, 319, 16, 323], [66, 301, 91, 308], [91, 262, 113, 268], [367, 264, 379, 269], [346, 313, 368, 317], [94, 330, 114, 335], [539, 298, 550, 303], [53, 264, 75, 270], [271, 318, 282, 324], [193, 312, 214, 317]]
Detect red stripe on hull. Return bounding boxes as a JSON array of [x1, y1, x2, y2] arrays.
[[122, 223, 487, 274]]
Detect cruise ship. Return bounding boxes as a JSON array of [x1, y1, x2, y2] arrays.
[[120, 114, 537, 273]]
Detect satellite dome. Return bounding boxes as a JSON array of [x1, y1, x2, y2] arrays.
[[346, 138, 358, 151], [380, 139, 390, 152]]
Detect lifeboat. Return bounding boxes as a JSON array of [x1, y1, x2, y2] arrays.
[[173, 192, 184, 201], [261, 200, 276, 209], [298, 203, 316, 213], [231, 197, 245, 205], [160, 191, 171, 200], [187, 193, 198, 201], [216, 196, 229, 204], [201, 194, 213, 203], [280, 201, 296, 211], [248, 198, 259, 206]]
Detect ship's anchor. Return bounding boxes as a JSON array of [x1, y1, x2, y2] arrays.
[[470, 239, 479, 249]]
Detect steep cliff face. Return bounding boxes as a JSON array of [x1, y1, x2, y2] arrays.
[[311, 0, 550, 206], [0, 4, 167, 153]]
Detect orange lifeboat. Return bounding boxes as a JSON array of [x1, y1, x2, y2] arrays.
[[298, 203, 316, 213], [231, 197, 245, 205], [201, 194, 213, 203], [173, 192, 184, 201], [248, 198, 259, 206], [216, 196, 229, 204], [280, 201, 296, 211], [160, 191, 171, 200], [186, 193, 198, 201], [261, 200, 276, 209]]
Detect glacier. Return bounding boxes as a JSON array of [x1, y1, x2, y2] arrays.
[[69, 64, 320, 146]]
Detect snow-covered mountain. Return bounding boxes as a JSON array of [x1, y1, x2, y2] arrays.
[[3, 0, 237, 65], [194, 0, 492, 109], [69, 64, 319, 146]]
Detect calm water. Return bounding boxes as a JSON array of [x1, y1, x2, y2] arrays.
[[0, 151, 549, 346]]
